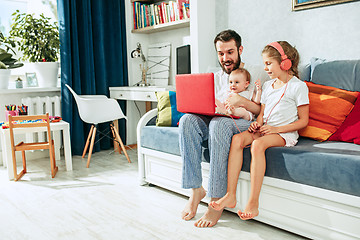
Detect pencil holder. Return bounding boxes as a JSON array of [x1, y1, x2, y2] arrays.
[[5, 110, 18, 122], [18, 110, 28, 116]]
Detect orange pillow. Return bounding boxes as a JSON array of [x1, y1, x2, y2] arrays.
[[299, 82, 358, 141]]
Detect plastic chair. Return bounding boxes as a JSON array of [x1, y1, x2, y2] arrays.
[[65, 84, 130, 167], [9, 113, 58, 181]]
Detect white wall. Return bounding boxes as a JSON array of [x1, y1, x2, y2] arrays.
[[226, 0, 360, 66], [190, 0, 216, 73]]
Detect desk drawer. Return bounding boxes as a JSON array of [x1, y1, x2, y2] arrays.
[[112, 90, 157, 102]]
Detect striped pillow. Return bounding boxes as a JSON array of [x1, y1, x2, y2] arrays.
[[155, 91, 185, 127], [299, 82, 358, 141]]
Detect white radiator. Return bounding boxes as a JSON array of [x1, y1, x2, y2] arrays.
[[21, 96, 61, 143]]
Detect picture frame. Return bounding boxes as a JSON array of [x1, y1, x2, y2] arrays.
[[25, 72, 38, 87], [292, 0, 359, 11]]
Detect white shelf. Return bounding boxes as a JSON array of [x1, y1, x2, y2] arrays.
[[131, 18, 190, 34], [0, 87, 60, 95]]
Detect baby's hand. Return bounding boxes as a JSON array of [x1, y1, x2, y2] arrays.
[[255, 79, 261, 91]]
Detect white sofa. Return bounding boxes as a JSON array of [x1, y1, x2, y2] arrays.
[[137, 62, 360, 240]]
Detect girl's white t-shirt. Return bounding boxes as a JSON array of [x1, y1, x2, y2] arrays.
[[261, 76, 309, 141]]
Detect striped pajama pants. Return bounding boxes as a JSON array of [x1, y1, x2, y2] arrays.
[[179, 113, 251, 198]]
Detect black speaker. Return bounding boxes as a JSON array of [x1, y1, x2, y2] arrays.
[[176, 45, 191, 74]]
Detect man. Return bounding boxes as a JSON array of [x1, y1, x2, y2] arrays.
[[179, 29, 260, 228]]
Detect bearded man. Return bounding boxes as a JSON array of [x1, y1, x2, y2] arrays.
[[179, 29, 260, 227]]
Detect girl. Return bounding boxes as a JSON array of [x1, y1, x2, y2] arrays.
[[209, 41, 309, 220]]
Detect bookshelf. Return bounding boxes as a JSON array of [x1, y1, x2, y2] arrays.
[[131, 0, 190, 34]]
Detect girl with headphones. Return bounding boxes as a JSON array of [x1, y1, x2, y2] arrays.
[[209, 41, 310, 221]]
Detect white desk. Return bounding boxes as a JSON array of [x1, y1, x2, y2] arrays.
[[0, 121, 72, 180], [109, 86, 175, 111]]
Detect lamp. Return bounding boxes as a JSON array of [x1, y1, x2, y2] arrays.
[[131, 43, 149, 87]]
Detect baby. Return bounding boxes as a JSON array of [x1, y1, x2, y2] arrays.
[[216, 68, 261, 120]]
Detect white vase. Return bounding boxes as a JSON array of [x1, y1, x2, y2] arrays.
[[0, 69, 11, 89], [32, 62, 59, 88]]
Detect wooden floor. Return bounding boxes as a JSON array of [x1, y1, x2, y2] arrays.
[[0, 149, 308, 240]]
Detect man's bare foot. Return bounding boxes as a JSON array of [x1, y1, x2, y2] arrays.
[[209, 192, 237, 210], [237, 202, 259, 220], [194, 205, 223, 228], [181, 187, 206, 221]]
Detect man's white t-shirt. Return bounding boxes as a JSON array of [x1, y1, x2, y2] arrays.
[[214, 70, 230, 103]]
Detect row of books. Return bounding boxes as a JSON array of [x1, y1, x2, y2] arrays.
[[132, 0, 190, 30]]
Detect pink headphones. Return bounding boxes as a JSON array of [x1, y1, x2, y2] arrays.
[[268, 42, 292, 71]]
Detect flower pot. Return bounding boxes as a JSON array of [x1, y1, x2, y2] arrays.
[[0, 69, 11, 89], [32, 62, 59, 88]]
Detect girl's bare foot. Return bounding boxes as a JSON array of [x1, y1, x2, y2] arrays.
[[194, 204, 223, 228], [237, 202, 259, 220], [181, 187, 206, 221], [208, 192, 237, 210]]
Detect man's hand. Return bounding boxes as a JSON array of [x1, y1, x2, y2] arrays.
[[226, 92, 261, 116], [226, 93, 247, 108]]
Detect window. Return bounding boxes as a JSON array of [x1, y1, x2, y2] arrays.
[[0, 0, 58, 85]]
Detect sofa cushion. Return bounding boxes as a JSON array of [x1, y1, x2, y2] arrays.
[[155, 91, 184, 127], [299, 82, 358, 141], [141, 126, 181, 156], [141, 125, 360, 197], [329, 93, 360, 144], [310, 58, 360, 92], [242, 137, 360, 197]]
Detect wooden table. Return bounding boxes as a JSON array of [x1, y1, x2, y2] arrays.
[[0, 121, 72, 180]]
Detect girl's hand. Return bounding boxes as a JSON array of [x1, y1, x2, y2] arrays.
[[248, 121, 261, 133], [260, 125, 279, 135]]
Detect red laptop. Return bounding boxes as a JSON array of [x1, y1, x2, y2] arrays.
[[176, 73, 240, 118]]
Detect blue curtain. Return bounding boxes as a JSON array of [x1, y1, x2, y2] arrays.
[[58, 0, 128, 155]]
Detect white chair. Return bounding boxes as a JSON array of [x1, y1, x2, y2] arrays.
[[65, 84, 130, 167]]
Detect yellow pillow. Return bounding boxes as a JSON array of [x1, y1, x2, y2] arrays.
[[155, 91, 184, 127]]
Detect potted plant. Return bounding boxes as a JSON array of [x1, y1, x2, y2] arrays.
[[0, 32, 24, 89], [8, 10, 60, 88]]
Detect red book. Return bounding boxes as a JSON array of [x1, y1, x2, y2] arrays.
[[158, 3, 163, 24], [161, 2, 167, 23], [132, 2, 137, 29], [145, 5, 150, 26], [176, 0, 187, 20]]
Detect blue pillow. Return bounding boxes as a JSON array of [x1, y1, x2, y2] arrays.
[[310, 57, 360, 92], [155, 91, 185, 127]]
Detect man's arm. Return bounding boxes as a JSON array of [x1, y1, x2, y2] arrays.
[[227, 93, 261, 116]]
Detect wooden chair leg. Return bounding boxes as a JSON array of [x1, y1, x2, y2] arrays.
[[82, 125, 94, 158], [111, 125, 121, 154], [13, 151, 26, 181], [86, 126, 97, 168], [49, 141, 58, 178], [111, 125, 131, 163], [22, 151, 27, 173]]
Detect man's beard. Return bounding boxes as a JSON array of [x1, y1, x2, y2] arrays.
[[219, 54, 241, 74]]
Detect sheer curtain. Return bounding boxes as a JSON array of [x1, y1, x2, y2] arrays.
[[58, 0, 128, 155]]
